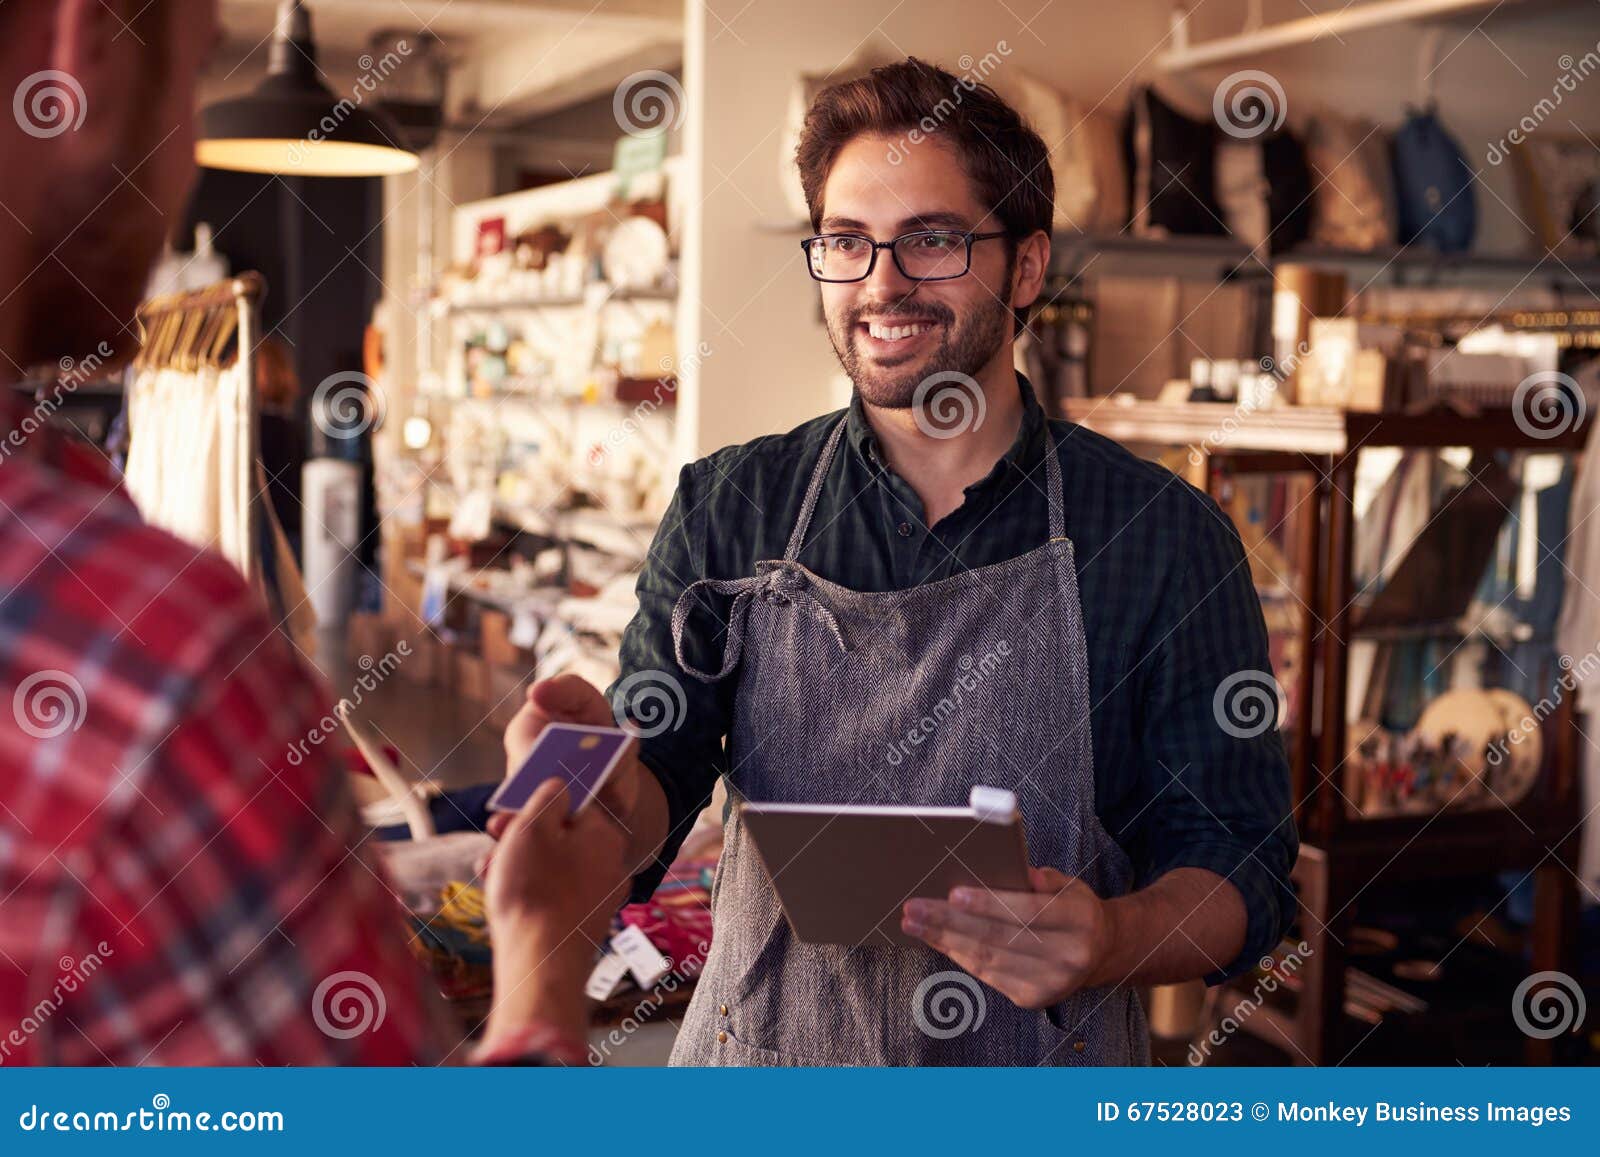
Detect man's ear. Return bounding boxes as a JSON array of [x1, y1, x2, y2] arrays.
[[1009, 229, 1051, 313]]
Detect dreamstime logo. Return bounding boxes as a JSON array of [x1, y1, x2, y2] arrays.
[[912, 971, 987, 1039], [0, 940, 112, 1065], [1, 341, 115, 463], [1185, 344, 1309, 467], [1188, 942, 1313, 1065], [285, 40, 411, 168], [1511, 970, 1587, 1040], [912, 371, 986, 439], [611, 669, 687, 739], [1486, 41, 1600, 164], [613, 70, 684, 137], [1512, 370, 1585, 440], [311, 971, 387, 1039], [591, 343, 710, 466], [289, 642, 411, 766], [587, 939, 709, 1065], [1212, 669, 1282, 739], [13, 670, 87, 740], [312, 371, 386, 440], [885, 41, 1012, 164], [13, 70, 87, 139], [1212, 70, 1287, 140], [1487, 646, 1600, 769], [886, 642, 1012, 767]]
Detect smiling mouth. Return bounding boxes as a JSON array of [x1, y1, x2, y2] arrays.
[[858, 318, 940, 343]]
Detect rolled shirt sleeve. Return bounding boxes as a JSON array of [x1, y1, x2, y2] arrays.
[[1134, 493, 1299, 984]]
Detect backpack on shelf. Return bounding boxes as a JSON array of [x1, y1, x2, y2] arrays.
[[1391, 106, 1477, 253]]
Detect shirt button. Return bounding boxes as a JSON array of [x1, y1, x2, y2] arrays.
[[896, 521, 912, 537], [719, 1004, 729, 1017], [1073, 1040, 1086, 1053], [717, 1030, 728, 1044]]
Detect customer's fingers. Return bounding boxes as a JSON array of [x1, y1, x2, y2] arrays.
[[500, 778, 570, 844]]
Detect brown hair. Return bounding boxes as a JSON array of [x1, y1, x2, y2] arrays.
[[796, 58, 1052, 238], [795, 57, 1052, 330]]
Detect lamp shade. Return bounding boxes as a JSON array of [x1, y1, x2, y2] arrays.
[[198, 1, 419, 177]]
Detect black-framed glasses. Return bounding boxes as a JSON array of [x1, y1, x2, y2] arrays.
[[800, 229, 1008, 283]]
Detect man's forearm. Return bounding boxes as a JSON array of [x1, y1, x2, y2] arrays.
[[1088, 868, 1248, 988]]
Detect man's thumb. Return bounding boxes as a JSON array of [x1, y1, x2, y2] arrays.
[[529, 673, 617, 727], [1029, 866, 1074, 893]]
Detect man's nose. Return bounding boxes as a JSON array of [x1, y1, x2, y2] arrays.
[[861, 244, 917, 297]]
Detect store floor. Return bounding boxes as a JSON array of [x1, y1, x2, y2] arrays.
[[315, 625, 506, 793]]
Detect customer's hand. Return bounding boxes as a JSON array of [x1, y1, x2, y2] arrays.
[[491, 674, 645, 839], [480, 777, 630, 1049]]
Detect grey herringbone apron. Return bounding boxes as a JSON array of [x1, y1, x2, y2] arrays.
[[667, 416, 1148, 1066]]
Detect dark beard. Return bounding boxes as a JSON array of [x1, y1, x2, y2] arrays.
[[825, 289, 1012, 410]]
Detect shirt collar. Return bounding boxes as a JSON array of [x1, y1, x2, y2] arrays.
[[846, 371, 1047, 488]]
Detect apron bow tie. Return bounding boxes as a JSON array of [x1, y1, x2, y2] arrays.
[[671, 563, 848, 683]]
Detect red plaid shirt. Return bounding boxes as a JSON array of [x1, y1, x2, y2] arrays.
[[0, 408, 578, 1065]]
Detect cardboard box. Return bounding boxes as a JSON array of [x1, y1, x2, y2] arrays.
[[1300, 319, 1403, 411], [1091, 276, 1255, 398]]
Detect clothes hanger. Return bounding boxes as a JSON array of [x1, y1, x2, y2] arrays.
[[1414, 26, 1444, 113]]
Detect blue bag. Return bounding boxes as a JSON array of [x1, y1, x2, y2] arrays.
[[1391, 107, 1477, 252]]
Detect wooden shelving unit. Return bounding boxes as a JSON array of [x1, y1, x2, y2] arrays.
[[1049, 233, 1600, 290], [1064, 398, 1589, 1065]]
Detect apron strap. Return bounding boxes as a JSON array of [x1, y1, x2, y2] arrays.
[[671, 576, 761, 683], [671, 565, 849, 684], [1042, 423, 1066, 542], [783, 416, 849, 561]]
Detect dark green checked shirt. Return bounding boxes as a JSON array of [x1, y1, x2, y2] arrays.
[[614, 374, 1297, 982]]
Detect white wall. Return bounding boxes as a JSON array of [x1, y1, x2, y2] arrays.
[[683, 0, 1600, 455]]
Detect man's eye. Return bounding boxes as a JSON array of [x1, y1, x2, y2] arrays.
[[917, 234, 959, 250], [832, 237, 864, 252]]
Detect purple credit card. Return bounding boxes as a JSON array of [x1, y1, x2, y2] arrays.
[[487, 723, 635, 816]]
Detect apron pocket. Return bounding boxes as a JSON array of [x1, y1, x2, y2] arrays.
[[1040, 983, 1143, 1064]]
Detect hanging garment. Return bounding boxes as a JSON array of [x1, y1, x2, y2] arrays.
[[1305, 113, 1397, 251], [665, 417, 1145, 1066], [1127, 85, 1226, 239], [123, 362, 254, 577], [1392, 107, 1477, 253]]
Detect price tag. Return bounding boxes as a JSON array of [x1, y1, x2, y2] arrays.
[[584, 951, 630, 1001], [610, 924, 670, 989]]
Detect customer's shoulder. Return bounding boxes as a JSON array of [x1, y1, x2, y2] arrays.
[[0, 457, 302, 848], [0, 456, 283, 711]]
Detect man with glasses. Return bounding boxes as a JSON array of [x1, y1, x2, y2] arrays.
[[514, 56, 1296, 1065]]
